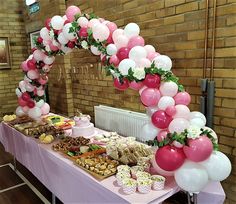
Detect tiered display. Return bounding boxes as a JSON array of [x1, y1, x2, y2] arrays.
[[12, 4, 231, 194]]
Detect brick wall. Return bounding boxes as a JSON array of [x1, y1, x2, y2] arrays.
[[0, 0, 28, 117], [20, 0, 235, 202], [67, 0, 236, 203]]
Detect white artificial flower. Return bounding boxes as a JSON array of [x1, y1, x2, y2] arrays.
[[81, 40, 88, 49], [133, 67, 146, 80], [45, 45, 51, 52], [49, 30, 55, 39], [110, 70, 120, 78], [187, 125, 202, 139]]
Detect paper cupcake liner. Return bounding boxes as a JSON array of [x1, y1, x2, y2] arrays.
[[117, 178, 123, 187], [138, 185, 151, 194], [152, 181, 165, 190], [122, 186, 136, 195]]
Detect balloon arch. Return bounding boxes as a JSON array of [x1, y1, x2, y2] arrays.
[[16, 6, 231, 193]]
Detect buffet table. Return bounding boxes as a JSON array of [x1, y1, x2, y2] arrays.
[[0, 122, 180, 204]]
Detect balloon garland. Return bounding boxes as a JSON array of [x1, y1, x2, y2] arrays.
[[15, 6, 231, 193]]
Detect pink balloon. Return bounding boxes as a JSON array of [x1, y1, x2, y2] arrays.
[[157, 130, 169, 142], [18, 97, 27, 107], [143, 74, 161, 88], [147, 52, 160, 61], [41, 103, 50, 115], [168, 118, 190, 133], [38, 76, 48, 85], [141, 88, 161, 107], [183, 136, 213, 162], [165, 105, 176, 116], [136, 58, 151, 68], [49, 42, 59, 51], [173, 105, 190, 119], [106, 22, 117, 33], [139, 85, 147, 95], [174, 91, 191, 106], [37, 89, 45, 97], [127, 36, 145, 49], [152, 110, 172, 129], [66, 6, 81, 22], [22, 106, 29, 113], [116, 47, 130, 61], [129, 81, 143, 90], [87, 19, 100, 28], [21, 61, 29, 72], [151, 157, 174, 176], [155, 145, 186, 171], [109, 55, 120, 66], [113, 78, 129, 90], [27, 70, 39, 80]]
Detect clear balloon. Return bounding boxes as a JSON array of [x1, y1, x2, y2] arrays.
[[200, 151, 231, 181], [174, 160, 209, 193], [36, 99, 45, 108]]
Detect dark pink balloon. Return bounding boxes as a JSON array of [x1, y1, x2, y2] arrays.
[[155, 145, 186, 171], [165, 105, 177, 116], [106, 34, 114, 44], [114, 78, 129, 90], [109, 55, 120, 66], [78, 27, 88, 38], [129, 81, 143, 90], [127, 36, 145, 49], [27, 100, 35, 108], [45, 18, 51, 30], [27, 60, 36, 70], [18, 97, 27, 107], [157, 130, 169, 142], [147, 52, 160, 61], [140, 88, 161, 107], [183, 136, 213, 162], [116, 47, 130, 61], [151, 110, 172, 129], [21, 92, 31, 101], [106, 22, 117, 33], [174, 91, 191, 106], [143, 74, 161, 88]]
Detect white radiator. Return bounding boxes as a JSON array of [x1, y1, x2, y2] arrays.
[[94, 105, 149, 138]]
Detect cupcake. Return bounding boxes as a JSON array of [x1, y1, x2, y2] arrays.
[[122, 178, 137, 195], [137, 178, 152, 194], [131, 166, 144, 179], [116, 172, 130, 186], [117, 165, 131, 174], [136, 171, 151, 179], [151, 175, 165, 190]]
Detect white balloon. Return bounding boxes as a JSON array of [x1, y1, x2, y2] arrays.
[[92, 23, 110, 41], [144, 45, 156, 54], [168, 118, 190, 133], [58, 33, 69, 44], [25, 82, 34, 92], [62, 23, 76, 40], [28, 54, 34, 60], [118, 59, 136, 75], [15, 88, 22, 98], [146, 106, 159, 117], [61, 45, 73, 54], [158, 96, 175, 110], [190, 118, 206, 128], [28, 107, 42, 119], [24, 75, 32, 82], [129, 46, 147, 61], [27, 70, 39, 80], [90, 46, 101, 55], [189, 111, 206, 124], [153, 55, 172, 71], [112, 29, 124, 42], [16, 106, 25, 116], [36, 99, 45, 108], [44, 56, 55, 65], [173, 105, 190, 119], [19, 80, 26, 90], [202, 127, 218, 143], [106, 44, 117, 56], [174, 160, 209, 193], [77, 16, 88, 27], [159, 81, 178, 97], [88, 18, 100, 28], [51, 15, 64, 30], [40, 27, 50, 40], [41, 103, 50, 115], [200, 151, 231, 181], [124, 23, 140, 38], [138, 122, 160, 142]]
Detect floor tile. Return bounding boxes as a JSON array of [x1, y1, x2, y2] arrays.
[[0, 165, 24, 190]]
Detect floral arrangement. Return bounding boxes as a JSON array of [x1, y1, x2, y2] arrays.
[[15, 5, 231, 193]]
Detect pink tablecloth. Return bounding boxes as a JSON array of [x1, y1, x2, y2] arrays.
[[0, 122, 180, 204]]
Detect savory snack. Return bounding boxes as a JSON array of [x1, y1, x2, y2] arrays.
[[151, 175, 165, 190], [116, 171, 131, 186], [93, 132, 121, 144], [45, 115, 75, 130], [3, 114, 16, 122], [75, 155, 119, 179], [137, 178, 153, 194], [131, 166, 145, 179], [122, 178, 137, 194], [8, 115, 34, 125]]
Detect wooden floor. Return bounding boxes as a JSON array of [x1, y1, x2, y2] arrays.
[[0, 143, 187, 204]]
